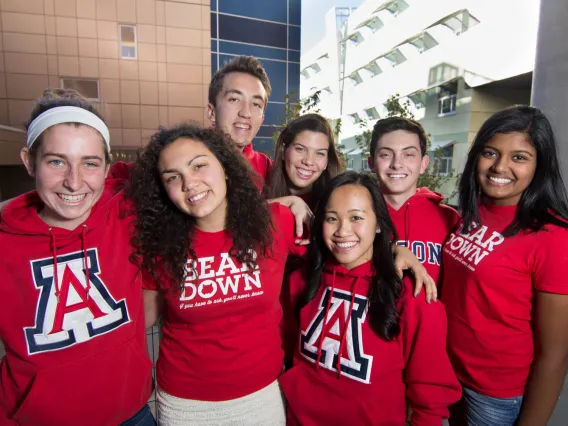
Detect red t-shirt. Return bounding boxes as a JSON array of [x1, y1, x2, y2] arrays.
[[243, 143, 273, 182], [442, 202, 568, 398], [143, 203, 305, 401]]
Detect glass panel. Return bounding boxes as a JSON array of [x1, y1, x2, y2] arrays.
[[120, 25, 135, 44], [61, 78, 99, 99]]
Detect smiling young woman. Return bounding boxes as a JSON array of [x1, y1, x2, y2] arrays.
[[442, 105, 568, 426]]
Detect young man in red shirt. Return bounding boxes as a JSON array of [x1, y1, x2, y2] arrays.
[[206, 56, 273, 181], [368, 117, 459, 286]]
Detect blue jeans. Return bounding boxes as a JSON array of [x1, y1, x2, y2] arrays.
[[120, 404, 157, 426], [463, 387, 523, 426]]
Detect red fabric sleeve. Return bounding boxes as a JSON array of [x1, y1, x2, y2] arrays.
[[400, 280, 462, 425], [108, 161, 133, 180], [281, 268, 308, 365], [532, 227, 568, 294], [271, 203, 307, 257]]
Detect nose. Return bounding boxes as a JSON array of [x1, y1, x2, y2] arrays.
[[335, 219, 352, 238], [63, 165, 83, 192], [238, 102, 252, 119], [301, 151, 315, 166], [492, 155, 509, 173], [390, 153, 403, 169], [181, 173, 199, 192]]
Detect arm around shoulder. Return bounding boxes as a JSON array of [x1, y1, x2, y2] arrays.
[[143, 289, 163, 329]]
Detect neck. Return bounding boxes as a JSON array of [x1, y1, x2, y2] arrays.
[[194, 200, 228, 233], [383, 190, 415, 210], [38, 208, 87, 231], [288, 184, 312, 196]]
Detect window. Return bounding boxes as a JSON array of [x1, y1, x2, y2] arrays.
[[441, 10, 480, 36], [365, 107, 379, 120], [119, 24, 137, 59], [347, 31, 364, 47], [347, 72, 363, 86], [408, 32, 438, 53], [408, 93, 426, 109], [438, 84, 457, 116], [362, 62, 382, 77], [375, 0, 409, 16], [434, 157, 452, 176], [383, 49, 406, 67], [357, 16, 384, 32], [61, 78, 99, 100], [335, 7, 353, 30], [349, 113, 362, 124]]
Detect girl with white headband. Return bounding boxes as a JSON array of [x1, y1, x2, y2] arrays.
[[0, 89, 155, 426]]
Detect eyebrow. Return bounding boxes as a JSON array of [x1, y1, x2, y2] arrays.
[[378, 146, 419, 152], [43, 152, 104, 161], [326, 208, 365, 214], [293, 142, 328, 152], [224, 88, 265, 104], [160, 155, 207, 175], [484, 146, 535, 157]]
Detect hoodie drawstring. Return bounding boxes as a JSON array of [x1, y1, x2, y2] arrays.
[[316, 269, 336, 370], [48, 226, 91, 304], [49, 229, 60, 303], [335, 282, 358, 378], [82, 225, 91, 300]]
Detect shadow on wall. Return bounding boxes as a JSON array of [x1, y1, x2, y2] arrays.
[[0, 166, 35, 201]]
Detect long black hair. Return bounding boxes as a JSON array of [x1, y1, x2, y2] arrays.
[[127, 123, 273, 290], [460, 105, 568, 235], [300, 171, 403, 341]]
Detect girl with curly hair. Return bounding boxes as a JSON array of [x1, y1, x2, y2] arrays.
[[268, 113, 344, 210], [127, 123, 306, 425], [280, 171, 461, 425]]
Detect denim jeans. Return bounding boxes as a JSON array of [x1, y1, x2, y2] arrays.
[[120, 404, 157, 426], [463, 387, 523, 426]]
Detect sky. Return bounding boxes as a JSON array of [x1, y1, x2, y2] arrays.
[[301, 0, 364, 52]]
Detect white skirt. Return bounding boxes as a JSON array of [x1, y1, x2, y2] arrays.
[[156, 380, 286, 426]]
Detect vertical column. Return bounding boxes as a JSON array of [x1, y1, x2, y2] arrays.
[[531, 3, 568, 424]]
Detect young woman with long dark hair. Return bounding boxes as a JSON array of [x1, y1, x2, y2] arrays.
[[443, 105, 568, 426], [280, 171, 460, 425], [268, 113, 344, 209]]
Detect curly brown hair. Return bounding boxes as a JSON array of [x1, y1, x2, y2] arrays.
[[127, 123, 274, 291]]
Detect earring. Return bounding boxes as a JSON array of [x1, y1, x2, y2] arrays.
[[376, 227, 381, 233]]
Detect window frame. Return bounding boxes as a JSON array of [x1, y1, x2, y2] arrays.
[[118, 24, 137, 60], [60, 77, 100, 101]]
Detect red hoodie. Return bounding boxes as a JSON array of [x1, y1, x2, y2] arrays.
[[0, 180, 152, 425], [243, 142, 273, 181], [388, 188, 459, 285], [280, 261, 461, 426]]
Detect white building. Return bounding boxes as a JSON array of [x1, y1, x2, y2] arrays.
[[301, 0, 539, 201]]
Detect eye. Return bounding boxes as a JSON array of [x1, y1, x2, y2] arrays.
[[379, 153, 391, 158], [48, 159, 65, 167], [405, 153, 415, 158], [351, 215, 363, 221], [325, 216, 337, 223], [316, 151, 327, 157], [481, 150, 496, 158], [194, 163, 206, 171], [228, 97, 239, 103], [295, 146, 305, 153], [85, 162, 100, 168], [512, 155, 528, 161], [253, 102, 263, 109], [165, 175, 179, 183]]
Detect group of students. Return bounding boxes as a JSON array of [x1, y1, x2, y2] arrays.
[[0, 54, 566, 426]]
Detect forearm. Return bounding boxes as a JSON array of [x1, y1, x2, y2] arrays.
[[517, 355, 568, 426], [267, 195, 295, 206]]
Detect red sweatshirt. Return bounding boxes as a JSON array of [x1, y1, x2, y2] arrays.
[[442, 202, 568, 398], [243, 142, 273, 181], [0, 180, 152, 425], [280, 260, 461, 425], [388, 188, 459, 285], [143, 202, 305, 401]]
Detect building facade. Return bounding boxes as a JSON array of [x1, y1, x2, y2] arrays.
[[211, 0, 301, 157], [301, 0, 538, 201]]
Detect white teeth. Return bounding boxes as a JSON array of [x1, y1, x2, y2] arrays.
[[297, 169, 314, 177], [389, 174, 407, 179], [189, 191, 208, 202], [489, 176, 512, 184], [235, 124, 250, 130], [337, 241, 357, 248], [59, 194, 86, 203]]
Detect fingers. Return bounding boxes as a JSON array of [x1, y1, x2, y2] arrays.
[[294, 238, 310, 246], [395, 265, 404, 279], [295, 215, 304, 238]]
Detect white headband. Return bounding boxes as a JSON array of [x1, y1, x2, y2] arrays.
[[27, 106, 111, 152]]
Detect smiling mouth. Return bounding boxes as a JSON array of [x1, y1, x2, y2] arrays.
[[387, 174, 408, 180], [188, 191, 209, 203], [234, 123, 251, 131], [58, 193, 86, 204], [488, 176, 513, 185], [335, 241, 358, 250], [297, 168, 315, 179]]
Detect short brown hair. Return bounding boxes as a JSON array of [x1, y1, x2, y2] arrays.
[[208, 56, 272, 107], [26, 88, 111, 168], [370, 117, 428, 157]]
